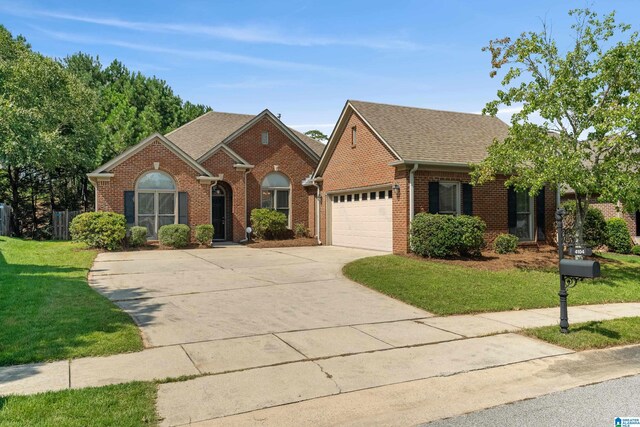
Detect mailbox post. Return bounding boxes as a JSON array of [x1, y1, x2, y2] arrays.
[[555, 208, 601, 333]]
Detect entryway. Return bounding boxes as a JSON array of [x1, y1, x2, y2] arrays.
[[211, 182, 232, 241]]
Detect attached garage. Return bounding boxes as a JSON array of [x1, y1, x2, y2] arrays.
[[330, 188, 393, 252]]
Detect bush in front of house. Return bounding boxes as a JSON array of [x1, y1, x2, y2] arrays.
[[606, 218, 632, 254], [70, 212, 127, 251], [195, 224, 214, 246], [158, 224, 190, 248], [251, 208, 288, 240], [129, 226, 148, 247], [561, 201, 607, 248], [294, 222, 308, 238], [458, 215, 487, 256], [410, 213, 460, 258], [493, 233, 519, 254], [631, 245, 640, 256], [410, 213, 487, 258]]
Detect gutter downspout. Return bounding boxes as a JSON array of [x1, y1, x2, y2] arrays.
[[311, 179, 322, 245], [409, 163, 419, 251], [240, 169, 251, 242]]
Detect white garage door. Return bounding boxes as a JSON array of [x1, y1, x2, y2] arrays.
[[330, 189, 393, 252]]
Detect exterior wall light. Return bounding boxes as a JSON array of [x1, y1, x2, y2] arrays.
[[393, 183, 401, 195]]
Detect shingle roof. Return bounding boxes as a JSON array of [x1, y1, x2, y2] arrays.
[[349, 100, 510, 164], [165, 110, 325, 160]]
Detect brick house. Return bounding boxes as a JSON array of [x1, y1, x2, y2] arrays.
[[88, 109, 323, 242], [308, 100, 559, 254]]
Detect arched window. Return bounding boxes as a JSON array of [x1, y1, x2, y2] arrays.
[[136, 171, 177, 239], [261, 172, 291, 224]]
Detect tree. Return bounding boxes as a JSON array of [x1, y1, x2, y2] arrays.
[[304, 129, 328, 143], [471, 9, 640, 248]]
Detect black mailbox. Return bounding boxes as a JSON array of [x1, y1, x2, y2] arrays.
[[559, 259, 601, 279]]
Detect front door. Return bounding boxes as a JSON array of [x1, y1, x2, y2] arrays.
[[212, 187, 226, 240]]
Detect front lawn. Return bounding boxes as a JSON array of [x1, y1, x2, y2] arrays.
[[343, 252, 640, 315], [0, 238, 142, 366], [0, 382, 157, 426], [522, 317, 640, 351]]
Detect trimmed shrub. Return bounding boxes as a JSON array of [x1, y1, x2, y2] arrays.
[[606, 218, 632, 254], [129, 226, 148, 247], [294, 222, 308, 238], [494, 233, 519, 254], [70, 212, 126, 251], [458, 215, 487, 256], [251, 208, 288, 240], [410, 214, 461, 258], [158, 224, 190, 248], [195, 224, 214, 246], [561, 201, 607, 248], [632, 245, 640, 256]]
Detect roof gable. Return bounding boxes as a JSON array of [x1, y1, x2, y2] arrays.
[[90, 133, 212, 176]]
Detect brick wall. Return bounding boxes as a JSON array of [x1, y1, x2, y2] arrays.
[[565, 197, 639, 238], [96, 138, 210, 240]]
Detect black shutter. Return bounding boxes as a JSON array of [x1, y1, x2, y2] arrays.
[[429, 182, 440, 214], [507, 187, 517, 234], [124, 191, 135, 226], [178, 192, 188, 225], [462, 183, 473, 215], [536, 186, 546, 241]]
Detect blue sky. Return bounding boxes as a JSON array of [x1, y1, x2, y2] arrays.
[[1, 1, 639, 135]]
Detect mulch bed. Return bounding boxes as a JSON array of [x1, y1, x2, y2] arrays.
[[245, 237, 318, 249], [405, 245, 565, 272]]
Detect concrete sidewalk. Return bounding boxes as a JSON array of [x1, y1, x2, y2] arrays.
[[1, 302, 639, 400]]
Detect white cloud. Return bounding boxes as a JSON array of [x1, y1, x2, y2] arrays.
[[9, 7, 422, 50]]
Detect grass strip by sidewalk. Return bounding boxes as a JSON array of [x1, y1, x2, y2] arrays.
[[0, 237, 142, 366], [343, 253, 640, 315], [522, 317, 640, 351], [0, 382, 157, 427]]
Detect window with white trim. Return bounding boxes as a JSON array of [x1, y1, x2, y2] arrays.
[[439, 182, 461, 215], [261, 172, 291, 224], [261, 131, 269, 145], [136, 171, 177, 239], [351, 126, 357, 146], [515, 191, 534, 241]]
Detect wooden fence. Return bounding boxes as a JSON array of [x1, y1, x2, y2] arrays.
[[52, 210, 80, 240], [0, 204, 11, 236]]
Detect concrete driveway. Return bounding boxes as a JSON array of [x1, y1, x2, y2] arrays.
[[89, 245, 428, 347]]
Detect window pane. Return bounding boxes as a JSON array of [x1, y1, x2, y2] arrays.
[[362, 193, 368, 201], [439, 183, 458, 214], [334, 196, 338, 203], [347, 195, 352, 202], [276, 190, 289, 209], [379, 191, 385, 199], [370, 192, 376, 200], [516, 213, 532, 240], [262, 173, 290, 188], [354, 194, 360, 201], [261, 190, 274, 209], [158, 215, 175, 229], [340, 195, 345, 202], [158, 193, 175, 215], [516, 191, 530, 212], [138, 193, 155, 215], [137, 172, 175, 190], [137, 215, 155, 237]]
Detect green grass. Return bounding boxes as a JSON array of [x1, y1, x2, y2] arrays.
[[0, 382, 157, 427], [522, 317, 640, 351], [343, 252, 640, 315], [0, 237, 142, 366]]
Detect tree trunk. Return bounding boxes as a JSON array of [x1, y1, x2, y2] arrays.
[[7, 165, 22, 237]]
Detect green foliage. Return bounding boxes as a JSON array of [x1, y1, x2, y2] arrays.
[[410, 213, 486, 258], [304, 129, 328, 142], [128, 226, 148, 247], [472, 9, 640, 246], [606, 218, 632, 254], [195, 224, 214, 246], [70, 212, 126, 251], [562, 201, 607, 248], [158, 224, 190, 248], [458, 215, 487, 256], [294, 222, 309, 238], [251, 208, 288, 240], [494, 233, 519, 254], [632, 245, 640, 256]]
